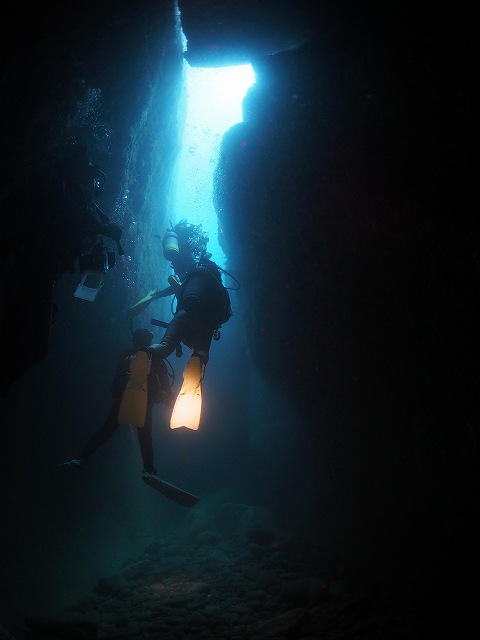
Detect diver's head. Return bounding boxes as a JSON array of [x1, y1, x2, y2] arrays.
[[162, 220, 209, 277], [132, 329, 154, 349]]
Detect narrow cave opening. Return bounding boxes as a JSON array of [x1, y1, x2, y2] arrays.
[[166, 11, 255, 271], [171, 60, 255, 270]]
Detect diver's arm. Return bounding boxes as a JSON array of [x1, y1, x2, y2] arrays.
[[97, 221, 124, 256], [128, 274, 182, 318], [152, 285, 174, 299], [127, 285, 174, 318], [92, 203, 124, 255]]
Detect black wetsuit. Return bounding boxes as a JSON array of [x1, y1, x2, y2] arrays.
[[154, 258, 232, 364], [79, 347, 174, 473]]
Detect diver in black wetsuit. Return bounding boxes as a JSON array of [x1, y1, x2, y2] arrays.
[[61, 328, 175, 477], [129, 219, 232, 370]]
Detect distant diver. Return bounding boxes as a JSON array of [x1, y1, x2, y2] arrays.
[[60, 327, 199, 507], [0, 146, 124, 396], [129, 219, 232, 368], [61, 328, 173, 474]]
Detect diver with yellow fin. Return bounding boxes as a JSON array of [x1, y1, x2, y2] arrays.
[[128, 220, 233, 431], [60, 328, 199, 507]]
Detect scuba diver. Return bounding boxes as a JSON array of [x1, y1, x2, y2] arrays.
[[0, 146, 124, 396], [61, 327, 199, 506], [127, 220, 233, 432], [128, 220, 232, 370], [61, 328, 175, 477]]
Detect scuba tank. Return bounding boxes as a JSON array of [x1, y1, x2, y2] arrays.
[[163, 230, 179, 261]]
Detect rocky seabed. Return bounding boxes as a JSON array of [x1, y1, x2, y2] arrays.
[[2, 502, 439, 639]]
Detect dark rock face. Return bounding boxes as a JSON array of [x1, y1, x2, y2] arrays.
[[189, 0, 480, 611], [179, 0, 311, 66]]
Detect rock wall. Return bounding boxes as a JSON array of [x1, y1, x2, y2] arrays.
[[184, 0, 480, 609]]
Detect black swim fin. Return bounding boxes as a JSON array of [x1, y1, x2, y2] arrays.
[[142, 474, 199, 507]]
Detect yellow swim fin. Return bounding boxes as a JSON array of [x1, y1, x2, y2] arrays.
[[118, 350, 150, 428], [170, 355, 203, 431]]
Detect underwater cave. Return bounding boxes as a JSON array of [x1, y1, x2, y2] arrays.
[[1, 1, 479, 638]]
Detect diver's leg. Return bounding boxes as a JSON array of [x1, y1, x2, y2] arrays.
[[151, 310, 188, 358], [80, 400, 121, 462], [137, 406, 155, 475], [191, 325, 214, 366]]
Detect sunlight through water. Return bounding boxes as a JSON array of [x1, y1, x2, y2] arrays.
[[171, 62, 256, 269]]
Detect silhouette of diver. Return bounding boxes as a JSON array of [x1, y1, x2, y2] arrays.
[[0, 147, 123, 396]]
